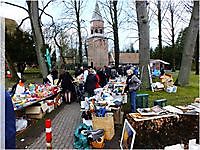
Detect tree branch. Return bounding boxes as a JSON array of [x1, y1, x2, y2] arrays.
[[2, 1, 28, 12], [17, 16, 30, 29], [39, 0, 55, 19], [161, 2, 170, 22], [38, 8, 55, 27]]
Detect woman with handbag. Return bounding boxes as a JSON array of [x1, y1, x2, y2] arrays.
[[124, 69, 141, 112]]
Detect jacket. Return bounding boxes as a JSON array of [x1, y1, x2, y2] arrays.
[[84, 74, 98, 93], [126, 74, 141, 92]]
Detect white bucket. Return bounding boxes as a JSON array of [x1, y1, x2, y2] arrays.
[[81, 101, 86, 109]]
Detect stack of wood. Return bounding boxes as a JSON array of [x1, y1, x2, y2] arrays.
[[126, 113, 199, 149]]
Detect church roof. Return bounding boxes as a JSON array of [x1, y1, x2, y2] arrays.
[[91, 1, 103, 21]]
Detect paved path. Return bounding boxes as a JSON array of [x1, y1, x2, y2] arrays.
[[28, 102, 81, 149]]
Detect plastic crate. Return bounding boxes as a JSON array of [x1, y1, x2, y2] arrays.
[[136, 94, 149, 108], [154, 99, 167, 107]]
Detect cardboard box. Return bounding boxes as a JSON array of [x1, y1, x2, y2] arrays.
[[92, 115, 115, 141], [25, 103, 48, 119]]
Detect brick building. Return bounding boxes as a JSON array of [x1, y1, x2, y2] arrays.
[[109, 52, 139, 65], [87, 1, 109, 67], [119, 53, 139, 65]]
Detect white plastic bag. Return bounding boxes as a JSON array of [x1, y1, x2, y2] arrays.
[[16, 118, 28, 132]]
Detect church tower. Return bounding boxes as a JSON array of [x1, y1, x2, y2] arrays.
[[87, 1, 108, 67]]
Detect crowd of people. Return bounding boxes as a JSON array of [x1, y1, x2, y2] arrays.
[[74, 65, 141, 112], [53, 65, 141, 105]]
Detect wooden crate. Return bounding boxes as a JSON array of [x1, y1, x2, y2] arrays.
[[92, 116, 115, 141], [25, 103, 48, 119]]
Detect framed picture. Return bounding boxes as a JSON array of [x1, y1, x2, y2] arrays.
[[120, 119, 136, 150]]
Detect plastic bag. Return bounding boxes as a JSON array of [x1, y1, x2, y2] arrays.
[[73, 123, 92, 149], [16, 118, 28, 132]]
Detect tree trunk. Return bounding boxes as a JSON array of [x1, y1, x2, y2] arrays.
[[195, 32, 199, 75], [113, 0, 120, 68], [157, 0, 163, 60], [75, 0, 83, 66], [5, 51, 19, 81], [176, 1, 199, 86], [26, 0, 48, 79], [170, 3, 176, 72], [54, 31, 65, 75], [136, 0, 150, 89]]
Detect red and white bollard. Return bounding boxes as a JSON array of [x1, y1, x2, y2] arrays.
[[45, 119, 52, 149]]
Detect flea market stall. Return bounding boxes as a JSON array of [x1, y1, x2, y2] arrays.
[[12, 83, 62, 133], [74, 77, 127, 149]]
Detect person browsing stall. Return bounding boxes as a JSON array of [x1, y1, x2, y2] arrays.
[[84, 68, 98, 97], [57, 69, 75, 104], [124, 69, 141, 112]]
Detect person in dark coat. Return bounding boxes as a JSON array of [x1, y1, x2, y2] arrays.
[[75, 66, 84, 78], [84, 69, 98, 97], [51, 67, 58, 84], [57, 69, 75, 104], [160, 65, 165, 76], [104, 66, 111, 83], [97, 68, 107, 87], [5, 91, 16, 149]]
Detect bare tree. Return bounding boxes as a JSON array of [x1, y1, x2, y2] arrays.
[[169, 1, 175, 71], [26, 0, 48, 79], [195, 33, 199, 75], [54, 29, 67, 66], [5, 52, 19, 81], [157, 0, 163, 60], [99, 0, 123, 68], [2, 0, 57, 79], [136, 0, 150, 89], [74, 0, 83, 65], [148, 0, 191, 58], [62, 0, 87, 66], [112, 0, 120, 68], [166, 0, 191, 72], [176, 1, 199, 86]]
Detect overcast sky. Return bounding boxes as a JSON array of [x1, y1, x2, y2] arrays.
[[0, 0, 192, 51]]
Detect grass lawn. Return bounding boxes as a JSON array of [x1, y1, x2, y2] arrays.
[[139, 71, 199, 107], [5, 68, 76, 90], [5, 72, 43, 90], [138, 71, 199, 106], [122, 71, 199, 113]]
